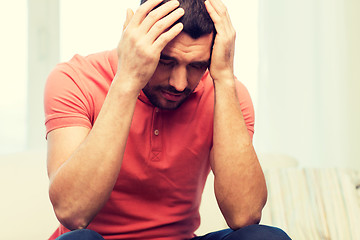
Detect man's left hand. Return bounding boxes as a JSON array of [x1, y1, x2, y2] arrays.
[[205, 0, 236, 82]]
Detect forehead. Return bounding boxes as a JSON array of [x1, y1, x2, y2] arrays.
[[162, 32, 213, 62]]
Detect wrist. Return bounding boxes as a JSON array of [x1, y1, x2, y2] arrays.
[[212, 75, 236, 89], [210, 67, 235, 83], [111, 73, 143, 98]]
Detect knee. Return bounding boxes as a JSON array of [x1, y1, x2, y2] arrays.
[[229, 224, 291, 240], [55, 229, 104, 240]]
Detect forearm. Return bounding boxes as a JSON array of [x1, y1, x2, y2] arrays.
[[211, 78, 267, 229], [49, 75, 140, 230]]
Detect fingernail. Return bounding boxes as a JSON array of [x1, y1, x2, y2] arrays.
[[176, 8, 185, 15], [171, 0, 179, 6], [176, 22, 184, 30]]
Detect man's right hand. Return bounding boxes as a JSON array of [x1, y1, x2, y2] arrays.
[[116, 0, 184, 92]]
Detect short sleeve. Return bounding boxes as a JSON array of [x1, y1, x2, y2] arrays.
[[44, 63, 93, 137], [235, 80, 255, 140]]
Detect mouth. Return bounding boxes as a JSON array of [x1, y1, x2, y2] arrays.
[[160, 90, 184, 102]]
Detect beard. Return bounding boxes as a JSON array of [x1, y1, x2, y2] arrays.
[[142, 84, 195, 110]]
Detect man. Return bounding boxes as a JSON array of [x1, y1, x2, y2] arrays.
[[44, 0, 291, 239]]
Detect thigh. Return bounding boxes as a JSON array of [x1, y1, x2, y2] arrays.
[[192, 225, 291, 240], [55, 229, 104, 240]]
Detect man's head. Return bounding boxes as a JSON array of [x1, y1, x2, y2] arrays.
[[140, 0, 215, 110], [140, 0, 215, 39]]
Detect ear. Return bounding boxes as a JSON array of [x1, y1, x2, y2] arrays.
[[123, 8, 134, 31]]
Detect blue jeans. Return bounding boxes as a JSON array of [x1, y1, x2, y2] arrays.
[[192, 225, 291, 240], [55, 225, 291, 240]]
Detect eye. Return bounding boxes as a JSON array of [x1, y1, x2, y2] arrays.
[[159, 59, 175, 67], [189, 63, 208, 70]]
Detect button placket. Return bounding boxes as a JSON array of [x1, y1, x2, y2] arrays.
[[150, 107, 162, 161]]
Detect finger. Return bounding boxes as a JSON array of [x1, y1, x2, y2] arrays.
[[205, 0, 233, 34], [146, 7, 184, 43], [130, 0, 164, 26], [204, 0, 221, 23], [123, 8, 135, 31], [140, 0, 181, 33], [209, 0, 227, 13], [210, 0, 233, 27], [153, 22, 183, 51]]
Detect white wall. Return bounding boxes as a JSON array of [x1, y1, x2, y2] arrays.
[[255, 0, 360, 169]]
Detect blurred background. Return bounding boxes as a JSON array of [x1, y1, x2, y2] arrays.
[[0, 0, 359, 238], [1, 0, 359, 168]]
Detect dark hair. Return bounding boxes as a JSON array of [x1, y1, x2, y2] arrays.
[[140, 0, 215, 39]]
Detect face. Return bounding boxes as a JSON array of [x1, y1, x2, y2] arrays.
[[142, 32, 213, 110]]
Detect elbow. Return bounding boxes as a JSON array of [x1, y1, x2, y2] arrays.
[[50, 190, 90, 230], [53, 206, 90, 230], [226, 210, 262, 230], [223, 189, 267, 230]]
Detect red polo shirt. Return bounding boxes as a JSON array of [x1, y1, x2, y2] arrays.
[[44, 49, 255, 240]]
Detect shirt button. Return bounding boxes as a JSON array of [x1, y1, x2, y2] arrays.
[[154, 129, 160, 136], [155, 108, 159, 113]]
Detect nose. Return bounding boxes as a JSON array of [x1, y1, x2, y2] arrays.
[[169, 65, 188, 92]]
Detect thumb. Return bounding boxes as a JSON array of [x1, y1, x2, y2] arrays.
[[123, 8, 134, 31]]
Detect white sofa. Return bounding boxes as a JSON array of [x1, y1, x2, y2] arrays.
[[1, 150, 58, 239]]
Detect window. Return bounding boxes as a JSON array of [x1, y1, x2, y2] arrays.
[[0, 1, 28, 154]]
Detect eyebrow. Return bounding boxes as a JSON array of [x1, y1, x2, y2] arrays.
[[160, 53, 210, 67]]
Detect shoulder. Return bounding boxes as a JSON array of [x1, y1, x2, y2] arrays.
[[234, 78, 255, 138], [201, 73, 255, 138], [53, 49, 117, 79], [45, 49, 117, 101], [44, 50, 117, 135]]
